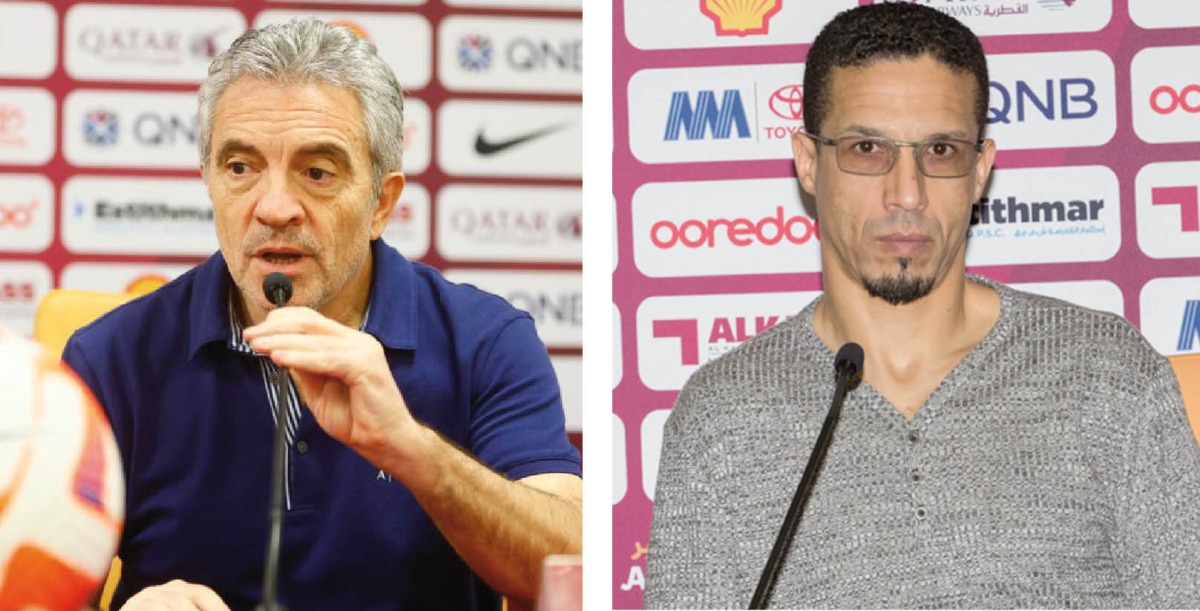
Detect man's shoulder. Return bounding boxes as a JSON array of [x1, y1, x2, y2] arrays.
[[68, 265, 205, 355], [998, 282, 1150, 349], [406, 260, 532, 331]]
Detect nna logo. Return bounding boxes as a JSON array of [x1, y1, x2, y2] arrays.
[[663, 89, 750, 141]]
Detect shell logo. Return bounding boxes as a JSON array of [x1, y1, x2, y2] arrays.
[[329, 20, 371, 41], [124, 275, 169, 296], [700, 0, 782, 37]]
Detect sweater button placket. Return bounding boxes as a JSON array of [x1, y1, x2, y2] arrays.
[[905, 426, 932, 532]]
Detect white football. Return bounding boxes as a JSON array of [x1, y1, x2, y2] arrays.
[[0, 330, 124, 610]]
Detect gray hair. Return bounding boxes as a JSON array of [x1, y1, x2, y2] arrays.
[[198, 18, 405, 197]]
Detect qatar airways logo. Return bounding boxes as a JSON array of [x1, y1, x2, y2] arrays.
[[633, 178, 821, 278], [636, 291, 819, 390]]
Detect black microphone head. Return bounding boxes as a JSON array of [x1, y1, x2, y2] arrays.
[[263, 272, 293, 307], [834, 342, 864, 379]]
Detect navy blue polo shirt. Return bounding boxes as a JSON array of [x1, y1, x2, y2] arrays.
[[63, 239, 581, 611]]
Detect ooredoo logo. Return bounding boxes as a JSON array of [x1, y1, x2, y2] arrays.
[[649, 206, 818, 249], [0, 281, 34, 303], [1149, 84, 1200, 115], [632, 178, 821, 278], [0, 200, 37, 229], [1132, 46, 1200, 144]]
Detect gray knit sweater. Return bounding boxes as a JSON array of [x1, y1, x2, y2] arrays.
[[645, 278, 1200, 609]]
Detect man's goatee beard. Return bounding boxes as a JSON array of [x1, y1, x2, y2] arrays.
[[862, 259, 935, 306]]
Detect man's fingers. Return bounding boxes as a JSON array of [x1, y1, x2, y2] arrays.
[[119, 579, 230, 611]]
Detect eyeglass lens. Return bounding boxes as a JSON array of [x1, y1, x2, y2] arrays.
[[834, 138, 976, 177]]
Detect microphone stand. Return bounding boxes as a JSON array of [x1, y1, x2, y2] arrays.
[[257, 273, 293, 611], [256, 364, 290, 611], [749, 343, 863, 609]]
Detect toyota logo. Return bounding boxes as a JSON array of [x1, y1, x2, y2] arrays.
[[768, 85, 804, 121]]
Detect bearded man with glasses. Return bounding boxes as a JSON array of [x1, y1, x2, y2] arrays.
[[645, 3, 1200, 609]]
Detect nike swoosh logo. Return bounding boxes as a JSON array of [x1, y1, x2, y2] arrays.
[[474, 122, 569, 156]]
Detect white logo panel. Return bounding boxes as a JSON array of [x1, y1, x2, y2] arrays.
[[268, 0, 426, 4], [381, 183, 430, 260], [0, 174, 54, 253], [1129, 1, 1200, 29], [63, 90, 200, 169], [0, 261, 51, 337], [443, 269, 581, 349], [445, 0, 579, 10], [985, 51, 1116, 150], [636, 291, 819, 391], [60, 263, 194, 293], [1009, 280, 1124, 318], [61, 176, 217, 256], [624, 1, 853, 50], [627, 63, 805, 164], [0, 87, 56, 166], [436, 184, 581, 263], [1135, 161, 1200, 260], [439, 16, 581, 94], [931, 0, 1110, 36], [966, 165, 1120, 266], [1130, 45, 1200, 144], [613, 303, 623, 389], [640, 409, 671, 501], [613, 413, 627, 505], [1139, 276, 1200, 356], [402, 99, 431, 176], [255, 11, 431, 89], [438, 100, 581, 178], [65, 4, 245, 83], [551, 356, 582, 431], [632, 178, 820, 278], [0, 2, 57, 78]]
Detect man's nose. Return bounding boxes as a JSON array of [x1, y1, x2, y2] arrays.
[[884, 146, 926, 211], [254, 173, 304, 227]]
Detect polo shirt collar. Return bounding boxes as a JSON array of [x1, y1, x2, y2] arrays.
[[185, 240, 418, 359]]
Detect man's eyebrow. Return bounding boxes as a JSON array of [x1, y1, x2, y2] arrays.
[[839, 124, 973, 140], [296, 142, 353, 168], [215, 139, 260, 162]]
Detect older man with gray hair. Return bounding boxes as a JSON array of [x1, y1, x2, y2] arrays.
[[64, 18, 581, 611]]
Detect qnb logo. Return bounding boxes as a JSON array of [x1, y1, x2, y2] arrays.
[[1178, 300, 1200, 352], [1151, 186, 1199, 233], [663, 90, 750, 141], [700, 0, 781, 37], [507, 38, 581, 73], [0, 281, 35, 303], [0, 200, 38, 229], [988, 78, 1098, 124], [84, 109, 119, 146], [135, 113, 197, 146], [650, 206, 819, 249], [1150, 84, 1200, 115], [653, 315, 787, 366], [507, 290, 582, 326], [458, 34, 492, 71]]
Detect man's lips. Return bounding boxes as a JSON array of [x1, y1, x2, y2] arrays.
[[876, 233, 931, 255]]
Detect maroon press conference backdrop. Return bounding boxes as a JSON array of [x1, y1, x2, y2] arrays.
[[611, 0, 1200, 607], [0, 0, 582, 444]]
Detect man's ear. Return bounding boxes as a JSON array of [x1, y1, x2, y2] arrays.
[[370, 172, 406, 239], [972, 138, 996, 200], [793, 132, 818, 196]]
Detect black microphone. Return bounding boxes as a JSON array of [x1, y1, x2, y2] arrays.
[[257, 273, 292, 611], [749, 342, 864, 609]]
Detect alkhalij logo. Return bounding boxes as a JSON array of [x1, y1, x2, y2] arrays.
[[701, 0, 782, 37]]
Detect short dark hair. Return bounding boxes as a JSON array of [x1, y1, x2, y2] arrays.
[[802, 3, 989, 139]]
